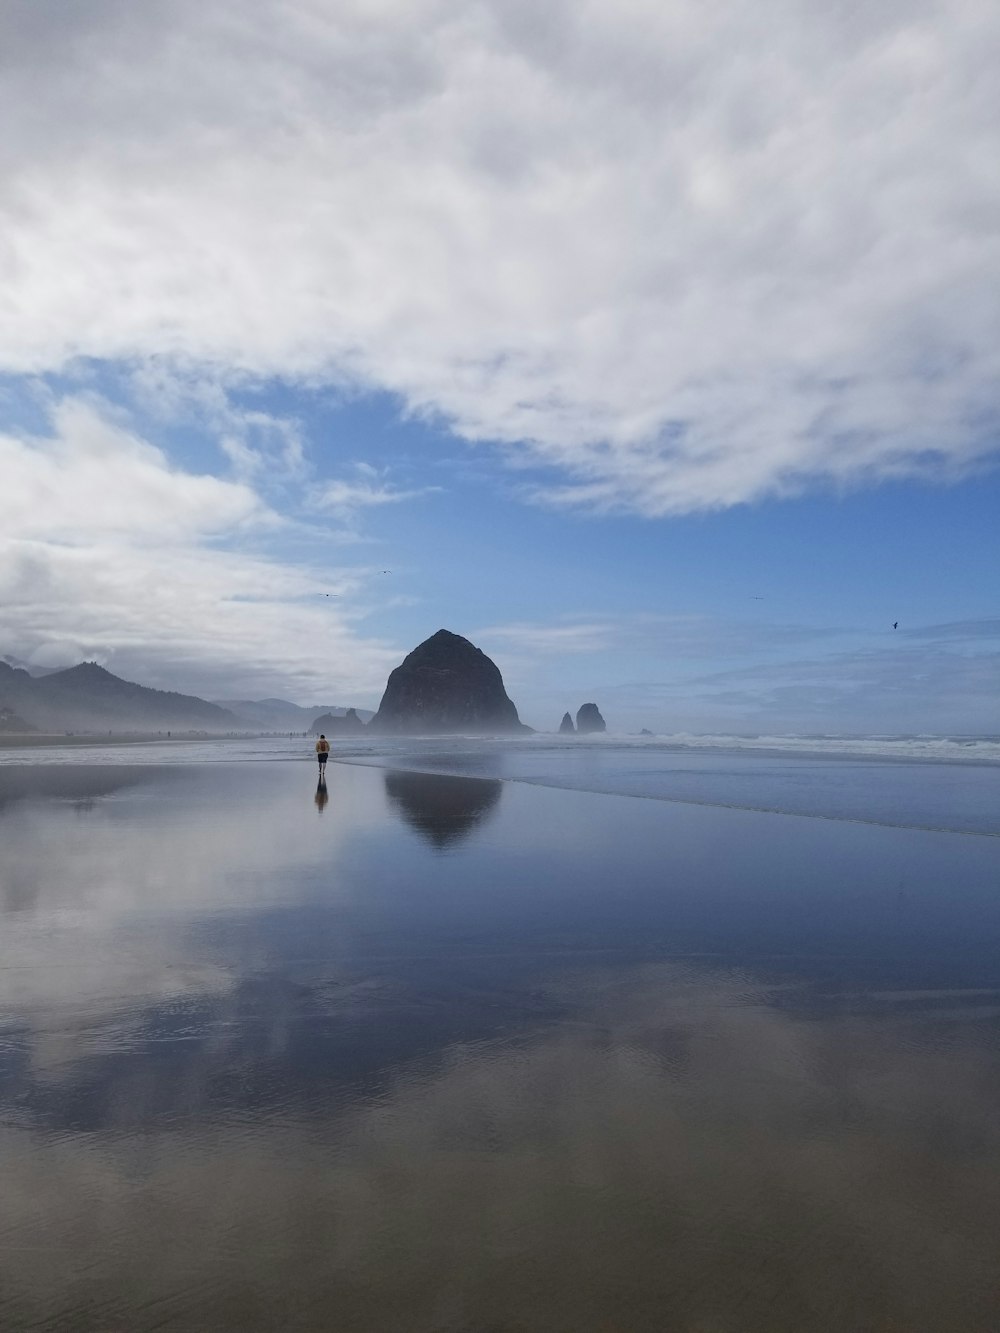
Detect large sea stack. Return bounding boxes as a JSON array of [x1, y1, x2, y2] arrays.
[[369, 629, 524, 734], [576, 702, 607, 733]]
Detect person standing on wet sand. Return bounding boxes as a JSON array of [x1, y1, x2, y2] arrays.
[[315, 734, 330, 773]]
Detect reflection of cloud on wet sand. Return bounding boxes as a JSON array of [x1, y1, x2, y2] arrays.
[[1, 964, 998, 1331], [0, 763, 383, 1064]]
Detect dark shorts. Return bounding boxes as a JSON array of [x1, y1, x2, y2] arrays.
[[317, 752, 328, 764]]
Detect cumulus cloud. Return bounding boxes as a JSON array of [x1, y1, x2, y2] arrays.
[[0, 395, 264, 540], [0, 397, 400, 699], [1, 0, 997, 513]]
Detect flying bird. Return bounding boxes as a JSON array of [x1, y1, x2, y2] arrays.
[[893, 621, 898, 629]]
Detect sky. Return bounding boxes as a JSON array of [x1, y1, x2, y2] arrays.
[[1, 0, 997, 734]]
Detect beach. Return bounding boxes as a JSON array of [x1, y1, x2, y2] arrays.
[[2, 742, 1000, 1330]]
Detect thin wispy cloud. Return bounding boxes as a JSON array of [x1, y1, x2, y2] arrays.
[[126, 366, 308, 486], [476, 613, 999, 732], [481, 613, 847, 660], [316, 464, 441, 516], [477, 621, 619, 655], [600, 638, 1000, 733], [1, 0, 997, 513], [898, 619, 1000, 643]]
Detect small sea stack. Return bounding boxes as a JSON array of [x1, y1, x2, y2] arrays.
[[310, 708, 366, 735], [576, 703, 607, 734]]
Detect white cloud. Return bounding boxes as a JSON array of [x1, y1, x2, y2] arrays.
[[480, 613, 844, 660], [0, 397, 400, 700], [316, 469, 440, 515], [0, 395, 265, 540], [127, 365, 309, 482], [1, 0, 997, 512], [477, 621, 618, 655]]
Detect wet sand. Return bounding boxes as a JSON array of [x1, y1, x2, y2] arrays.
[[2, 760, 1000, 1330]]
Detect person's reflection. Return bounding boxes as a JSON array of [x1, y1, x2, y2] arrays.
[[383, 770, 502, 849], [314, 776, 329, 814]]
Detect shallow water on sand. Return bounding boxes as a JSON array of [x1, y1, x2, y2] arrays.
[[2, 760, 1000, 1331], [3, 731, 998, 835]]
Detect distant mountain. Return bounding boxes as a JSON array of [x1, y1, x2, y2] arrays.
[[0, 661, 242, 734], [216, 698, 375, 731], [0, 654, 58, 678]]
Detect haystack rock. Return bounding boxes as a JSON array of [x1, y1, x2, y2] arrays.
[[559, 712, 575, 734], [576, 703, 606, 733], [369, 629, 524, 734]]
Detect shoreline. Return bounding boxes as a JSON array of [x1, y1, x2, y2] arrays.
[[0, 730, 998, 767]]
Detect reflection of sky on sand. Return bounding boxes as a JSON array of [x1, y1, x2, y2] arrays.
[[2, 964, 1000, 1331], [0, 763, 384, 1065], [2, 761, 1000, 1329]]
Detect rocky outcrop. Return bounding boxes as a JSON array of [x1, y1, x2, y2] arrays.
[[369, 629, 524, 735], [310, 708, 366, 736], [576, 702, 607, 733], [559, 712, 575, 734], [340, 708, 366, 732]]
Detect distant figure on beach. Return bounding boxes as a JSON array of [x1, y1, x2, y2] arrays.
[[315, 733, 330, 773], [893, 622, 898, 629]]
